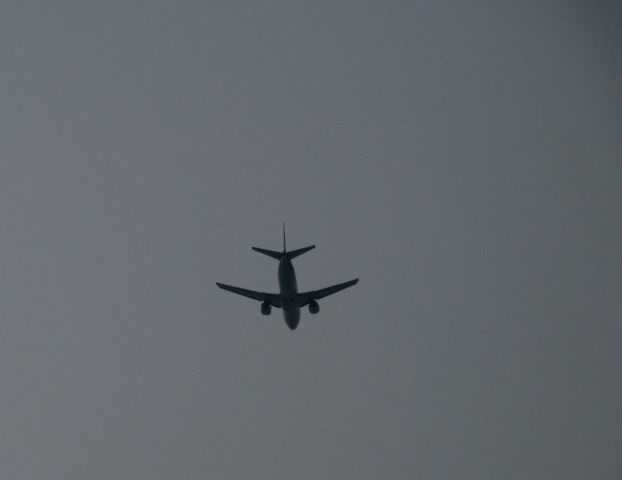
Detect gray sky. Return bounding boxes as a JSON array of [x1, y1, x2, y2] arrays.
[[1, 1, 621, 479]]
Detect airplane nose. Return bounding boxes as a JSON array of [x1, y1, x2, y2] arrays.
[[285, 317, 299, 330]]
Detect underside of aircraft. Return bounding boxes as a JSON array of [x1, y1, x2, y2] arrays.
[[217, 226, 358, 330]]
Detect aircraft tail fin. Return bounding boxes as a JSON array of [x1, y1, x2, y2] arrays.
[[252, 246, 283, 260], [252, 224, 314, 260], [251, 245, 315, 260], [283, 222, 286, 252], [286, 245, 315, 260]]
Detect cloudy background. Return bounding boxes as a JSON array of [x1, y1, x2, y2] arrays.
[[1, 1, 621, 478]]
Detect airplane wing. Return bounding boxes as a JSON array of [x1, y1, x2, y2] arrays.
[[216, 283, 282, 308], [296, 278, 359, 307]]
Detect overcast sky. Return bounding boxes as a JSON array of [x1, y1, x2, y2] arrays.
[[1, 2, 621, 479]]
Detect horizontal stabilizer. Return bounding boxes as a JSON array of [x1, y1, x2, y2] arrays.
[[286, 245, 315, 260], [251, 247, 283, 260]]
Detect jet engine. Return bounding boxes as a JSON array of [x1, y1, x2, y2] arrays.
[[309, 300, 319, 314], [261, 302, 271, 315]]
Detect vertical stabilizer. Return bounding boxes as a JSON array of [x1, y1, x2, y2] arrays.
[[252, 223, 315, 260]]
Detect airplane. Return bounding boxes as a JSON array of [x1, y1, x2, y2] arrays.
[[216, 225, 358, 330]]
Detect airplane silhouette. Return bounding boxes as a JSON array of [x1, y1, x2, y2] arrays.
[[217, 225, 358, 330]]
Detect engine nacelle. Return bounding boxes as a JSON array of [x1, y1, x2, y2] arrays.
[[261, 302, 271, 315], [308, 300, 319, 314]]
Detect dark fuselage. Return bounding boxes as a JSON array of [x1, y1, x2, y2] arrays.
[[278, 255, 300, 330]]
